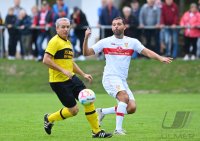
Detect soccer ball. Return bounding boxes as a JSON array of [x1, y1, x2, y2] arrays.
[[78, 89, 96, 105]]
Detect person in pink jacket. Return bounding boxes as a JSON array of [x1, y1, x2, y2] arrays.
[[180, 3, 200, 60]]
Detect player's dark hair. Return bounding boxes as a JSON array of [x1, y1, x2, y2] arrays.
[[112, 17, 126, 25]]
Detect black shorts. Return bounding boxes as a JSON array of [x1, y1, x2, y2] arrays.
[[50, 75, 86, 108]]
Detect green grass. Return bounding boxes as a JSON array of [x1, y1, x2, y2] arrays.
[[0, 93, 199, 141], [0, 59, 200, 94], [0, 59, 200, 140]]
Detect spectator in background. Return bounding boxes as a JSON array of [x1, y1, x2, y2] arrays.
[[198, 0, 200, 11], [71, 7, 89, 61], [99, 0, 120, 38], [131, 0, 140, 20], [52, 0, 68, 36], [96, 0, 108, 60], [52, 0, 68, 22], [180, 3, 200, 61], [13, 0, 24, 58], [13, 0, 23, 16], [160, 0, 179, 58], [130, 0, 141, 59], [5, 8, 18, 60], [197, 0, 200, 58], [98, 0, 107, 38], [139, 0, 161, 54], [122, 6, 139, 38], [154, 0, 165, 55], [0, 12, 5, 58], [130, 0, 140, 39], [31, 6, 39, 58], [98, 0, 107, 19], [33, 1, 53, 61], [155, 0, 163, 8], [16, 10, 32, 60]]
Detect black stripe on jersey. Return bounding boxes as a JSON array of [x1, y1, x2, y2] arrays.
[[54, 48, 73, 59], [85, 110, 96, 115], [45, 52, 54, 56]]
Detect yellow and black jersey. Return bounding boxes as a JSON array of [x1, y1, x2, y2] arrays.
[[45, 35, 74, 82]]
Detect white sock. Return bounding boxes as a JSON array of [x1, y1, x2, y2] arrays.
[[116, 102, 127, 131], [102, 106, 128, 115], [102, 107, 116, 114]]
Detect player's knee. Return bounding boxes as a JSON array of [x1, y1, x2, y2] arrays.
[[70, 107, 79, 116], [127, 106, 136, 114], [117, 91, 129, 104]]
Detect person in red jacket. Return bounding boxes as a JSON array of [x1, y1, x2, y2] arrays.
[[180, 3, 200, 60], [160, 0, 179, 58], [32, 1, 53, 61]]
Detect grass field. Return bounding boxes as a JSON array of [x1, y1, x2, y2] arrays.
[[0, 59, 200, 94], [0, 93, 200, 141], [0, 59, 200, 141]]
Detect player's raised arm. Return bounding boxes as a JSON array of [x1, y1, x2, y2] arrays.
[[83, 28, 95, 56], [141, 48, 173, 64]]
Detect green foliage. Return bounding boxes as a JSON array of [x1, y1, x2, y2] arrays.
[[0, 59, 200, 94]]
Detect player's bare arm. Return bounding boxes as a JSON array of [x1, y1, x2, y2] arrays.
[[83, 28, 95, 56], [43, 53, 73, 78], [73, 62, 93, 84], [141, 48, 173, 64]]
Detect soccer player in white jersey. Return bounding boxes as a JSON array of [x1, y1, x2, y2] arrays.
[[83, 17, 173, 135]]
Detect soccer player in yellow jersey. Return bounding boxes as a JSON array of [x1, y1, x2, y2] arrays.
[[43, 17, 112, 138]]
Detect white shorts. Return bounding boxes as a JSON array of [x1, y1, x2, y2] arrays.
[[102, 75, 135, 100]]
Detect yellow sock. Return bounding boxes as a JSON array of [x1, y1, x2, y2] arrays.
[[84, 103, 101, 134], [48, 107, 73, 123]]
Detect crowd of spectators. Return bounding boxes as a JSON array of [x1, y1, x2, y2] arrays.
[[0, 0, 200, 61]]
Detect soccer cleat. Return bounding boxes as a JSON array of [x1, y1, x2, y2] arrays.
[[96, 108, 105, 126], [92, 130, 113, 138], [114, 129, 126, 135], [44, 114, 54, 135]]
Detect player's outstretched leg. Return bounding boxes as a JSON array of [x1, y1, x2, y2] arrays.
[[84, 103, 112, 138], [44, 114, 54, 135], [44, 107, 74, 135], [96, 108, 105, 126]]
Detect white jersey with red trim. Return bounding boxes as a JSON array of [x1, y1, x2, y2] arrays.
[[91, 35, 145, 79]]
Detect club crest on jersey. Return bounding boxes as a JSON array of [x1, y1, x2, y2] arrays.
[[124, 43, 128, 48], [116, 85, 121, 91]]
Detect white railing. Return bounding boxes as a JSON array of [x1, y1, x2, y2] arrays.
[[0, 25, 200, 58]]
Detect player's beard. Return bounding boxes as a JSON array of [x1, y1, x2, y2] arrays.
[[113, 29, 123, 37]]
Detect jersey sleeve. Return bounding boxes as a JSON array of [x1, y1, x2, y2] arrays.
[[45, 39, 58, 56], [133, 39, 145, 54], [91, 39, 104, 54]]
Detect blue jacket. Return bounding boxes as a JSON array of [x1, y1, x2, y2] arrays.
[[99, 6, 120, 25], [52, 4, 68, 22], [16, 15, 32, 35]]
